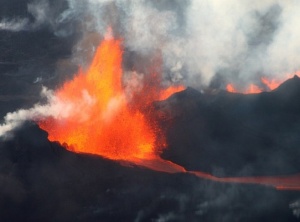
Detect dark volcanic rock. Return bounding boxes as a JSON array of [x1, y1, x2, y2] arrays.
[[159, 76, 300, 177], [0, 123, 299, 222]]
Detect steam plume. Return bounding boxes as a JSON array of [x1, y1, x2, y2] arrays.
[[3, 0, 300, 84], [62, 0, 300, 87], [2, 0, 300, 135], [0, 87, 96, 138]]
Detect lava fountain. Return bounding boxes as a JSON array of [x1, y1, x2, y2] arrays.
[[38, 32, 300, 191], [38, 32, 184, 168]]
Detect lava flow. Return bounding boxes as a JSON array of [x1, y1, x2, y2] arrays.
[[38, 33, 300, 191]]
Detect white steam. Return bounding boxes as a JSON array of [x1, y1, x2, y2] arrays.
[[0, 87, 96, 138], [62, 0, 300, 86], [178, 0, 300, 86], [0, 19, 29, 32], [4, 0, 300, 84], [0, 0, 50, 32], [2, 0, 300, 136]]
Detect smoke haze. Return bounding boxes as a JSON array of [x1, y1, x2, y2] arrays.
[[2, 0, 300, 84], [63, 0, 300, 87], [0, 87, 97, 138], [1, 1, 300, 221], [1, 0, 300, 132]]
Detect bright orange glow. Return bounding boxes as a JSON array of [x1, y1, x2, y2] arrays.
[[226, 83, 262, 94], [36, 31, 300, 191], [261, 73, 296, 90], [244, 84, 262, 94], [227, 73, 299, 94], [159, 85, 186, 100], [190, 171, 300, 191], [226, 84, 237, 93], [38, 35, 184, 161], [261, 77, 281, 91]]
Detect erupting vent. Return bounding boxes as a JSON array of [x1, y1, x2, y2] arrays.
[[36, 31, 300, 191], [38, 32, 184, 163]]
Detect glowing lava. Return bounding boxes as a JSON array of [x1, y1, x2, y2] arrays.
[[38, 33, 300, 191], [38, 34, 184, 162], [226, 74, 298, 94], [226, 84, 237, 93]]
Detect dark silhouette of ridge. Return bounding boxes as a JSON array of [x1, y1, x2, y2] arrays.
[[0, 122, 298, 222], [158, 76, 300, 177], [1, 77, 300, 221]]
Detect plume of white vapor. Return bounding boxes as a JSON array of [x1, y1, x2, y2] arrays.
[[175, 0, 300, 85], [0, 87, 96, 138], [0, 19, 29, 31], [63, 0, 300, 87], [0, 0, 73, 33], [3, 0, 300, 88]]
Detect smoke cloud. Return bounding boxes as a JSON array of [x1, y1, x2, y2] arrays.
[[3, 0, 300, 84], [2, 0, 300, 135], [0, 87, 96, 138], [56, 0, 300, 88], [0, 18, 29, 32]]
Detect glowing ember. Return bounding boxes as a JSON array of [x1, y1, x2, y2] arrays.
[[38, 34, 184, 161]]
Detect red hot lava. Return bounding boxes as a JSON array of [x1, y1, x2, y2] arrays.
[[38, 33, 300, 191], [226, 73, 298, 94], [38, 33, 184, 163]]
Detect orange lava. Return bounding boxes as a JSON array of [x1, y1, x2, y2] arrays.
[[244, 84, 262, 94], [226, 84, 237, 93], [159, 85, 186, 100], [190, 171, 300, 190], [261, 77, 282, 91], [226, 83, 263, 94], [226, 74, 298, 94], [261, 73, 296, 90], [37, 32, 300, 191], [38, 35, 184, 161]]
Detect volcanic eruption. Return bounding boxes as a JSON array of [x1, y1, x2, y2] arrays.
[[33, 28, 300, 191], [2, 1, 300, 221], [38, 29, 185, 172]]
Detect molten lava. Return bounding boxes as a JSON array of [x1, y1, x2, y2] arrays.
[[38, 35, 184, 162], [226, 74, 298, 94], [226, 84, 237, 93], [260, 77, 281, 91], [38, 33, 300, 191], [244, 84, 262, 94]]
